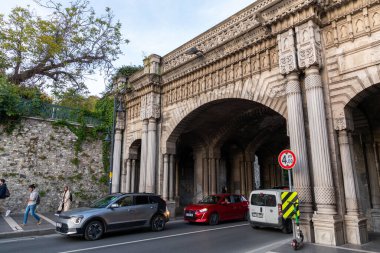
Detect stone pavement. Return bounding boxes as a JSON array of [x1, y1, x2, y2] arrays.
[[0, 211, 57, 239], [1, 213, 380, 253]]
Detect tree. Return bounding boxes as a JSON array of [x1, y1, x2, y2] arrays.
[[0, 0, 128, 95]]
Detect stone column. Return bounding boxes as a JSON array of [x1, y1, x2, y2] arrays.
[[131, 159, 136, 192], [278, 27, 314, 241], [296, 20, 343, 245], [169, 154, 175, 201], [210, 158, 217, 194], [364, 141, 380, 232], [139, 119, 148, 192], [246, 161, 253, 193], [203, 157, 209, 196], [126, 159, 131, 193], [338, 130, 368, 244], [120, 160, 127, 193], [146, 118, 157, 193], [305, 66, 336, 214], [111, 129, 123, 193], [163, 154, 169, 200]]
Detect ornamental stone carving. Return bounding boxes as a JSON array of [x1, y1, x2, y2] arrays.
[[140, 93, 160, 120], [295, 20, 322, 69], [277, 29, 298, 75]]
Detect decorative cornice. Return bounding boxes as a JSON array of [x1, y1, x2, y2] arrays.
[[161, 0, 318, 73]]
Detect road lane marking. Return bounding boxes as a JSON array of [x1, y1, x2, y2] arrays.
[[38, 213, 56, 226], [58, 223, 249, 253], [2, 215, 23, 231]]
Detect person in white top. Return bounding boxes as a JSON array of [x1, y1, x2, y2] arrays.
[[22, 184, 41, 225]]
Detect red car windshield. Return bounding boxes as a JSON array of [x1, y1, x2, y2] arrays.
[[199, 195, 220, 204]]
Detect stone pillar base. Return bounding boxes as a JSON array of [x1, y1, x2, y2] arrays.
[[313, 214, 344, 246], [166, 201, 176, 219], [300, 213, 314, 243], [371, 209, 380, 232], [344, 215, 368, 244]]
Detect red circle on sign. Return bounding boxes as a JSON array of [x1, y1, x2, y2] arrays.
[[278, 149, 296, 170]]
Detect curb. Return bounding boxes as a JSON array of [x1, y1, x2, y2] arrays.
[[0, 228, 56, 239]]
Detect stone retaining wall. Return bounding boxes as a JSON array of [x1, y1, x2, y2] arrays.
[[0, 118, 108, 213]]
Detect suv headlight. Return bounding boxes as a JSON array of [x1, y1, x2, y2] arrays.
[[70, 216, 84, 224], [198, 208, 208, 213]]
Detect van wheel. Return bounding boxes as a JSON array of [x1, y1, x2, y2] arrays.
[[282, 219, 292, 234], [209, 213, 219, 225], [251, 224, 259, 229], [84, 220, 104, 241]]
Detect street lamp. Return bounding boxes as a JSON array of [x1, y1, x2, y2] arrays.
[[104, 127, 113, 194]]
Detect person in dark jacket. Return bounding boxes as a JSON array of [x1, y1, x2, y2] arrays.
[[0, 179, 9, 216]]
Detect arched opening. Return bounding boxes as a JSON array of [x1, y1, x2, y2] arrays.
[[168, 98, 289, 211], [347, 83, 380, 232], [128, 139, 141, 192]]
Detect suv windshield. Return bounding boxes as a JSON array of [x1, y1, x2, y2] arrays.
[[199, 195, 220, 204], [90, 195, 120, 208]]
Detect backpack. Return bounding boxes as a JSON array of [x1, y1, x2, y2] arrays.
[[36, 194, 40, 205], [5, 188, 10, 198], [69, 192, 73, 202]]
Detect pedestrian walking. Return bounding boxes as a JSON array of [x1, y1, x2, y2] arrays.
[[22, 184, 41, 226], [57, 185, 72, 213], [221, 185, 228, 193], [0, 179, 11, 216]]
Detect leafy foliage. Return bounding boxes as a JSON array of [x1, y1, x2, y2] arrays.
[[1, 0, 128, 95], [0, 76, 21, 119]]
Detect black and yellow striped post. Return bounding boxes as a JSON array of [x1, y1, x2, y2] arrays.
[[281, 191, 301, 219]]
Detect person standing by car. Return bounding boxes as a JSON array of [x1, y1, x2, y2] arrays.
[[57, 185, 72, 213], [22, 184, 41, 226]]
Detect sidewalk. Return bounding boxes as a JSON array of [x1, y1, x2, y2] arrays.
[[0, 211, 57, 239], [267, 233, 380, 253]]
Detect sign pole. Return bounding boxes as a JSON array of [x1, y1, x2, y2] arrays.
[[278, 149, 297, 240]]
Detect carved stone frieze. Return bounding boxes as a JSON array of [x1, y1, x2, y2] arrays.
[[296, 20, 322, 69], [277, 29, 298, 75], [162, 0, 319, 73], [140, 92, 160, 120]]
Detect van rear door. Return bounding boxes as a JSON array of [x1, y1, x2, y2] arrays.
[[250, 192, 278, 225], [250, 193, 266, 223]]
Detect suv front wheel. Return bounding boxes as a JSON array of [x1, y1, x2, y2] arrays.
[[84, 220, 104, 241], [151, 215, 165, 232]]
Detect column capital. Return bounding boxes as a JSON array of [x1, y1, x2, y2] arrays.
[[295, 20, 322, 69], [285, 72, 301, 95], [304, 66, 323, 91], [277, 29, 298, 75], [140, 92, 160, 120]]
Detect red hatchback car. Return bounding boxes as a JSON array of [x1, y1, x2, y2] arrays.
[[184, 194, 249, 225]]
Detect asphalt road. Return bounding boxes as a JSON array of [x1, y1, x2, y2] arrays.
[[0, 220, 292, 253]]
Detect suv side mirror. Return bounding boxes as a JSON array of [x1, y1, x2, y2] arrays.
[[110, 203, 119, 209]]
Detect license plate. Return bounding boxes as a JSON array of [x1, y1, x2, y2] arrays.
[[185, 213, 193, 217], [252, 212, 263, 218], [56, 222, 62, 228]]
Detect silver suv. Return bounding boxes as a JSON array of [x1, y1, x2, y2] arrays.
[[56, 193, 170, 240]]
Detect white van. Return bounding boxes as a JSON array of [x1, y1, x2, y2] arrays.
[[248, 189, 292, 233]]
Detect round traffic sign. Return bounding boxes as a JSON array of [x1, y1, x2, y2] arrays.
[[278, 149, 296, 170]]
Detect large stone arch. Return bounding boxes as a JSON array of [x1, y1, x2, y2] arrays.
[[162, 73, 287, 153]]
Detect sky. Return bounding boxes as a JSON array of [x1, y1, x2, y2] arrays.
[[2, 0, 255, 96]]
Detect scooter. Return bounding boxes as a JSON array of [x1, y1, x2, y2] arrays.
[[290, 202, 304, 250]]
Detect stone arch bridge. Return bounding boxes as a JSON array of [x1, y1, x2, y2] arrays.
[[110, 0, 380, 246]]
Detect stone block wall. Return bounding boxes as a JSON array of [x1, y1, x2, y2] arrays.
[[0, 118, 108, 213]]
